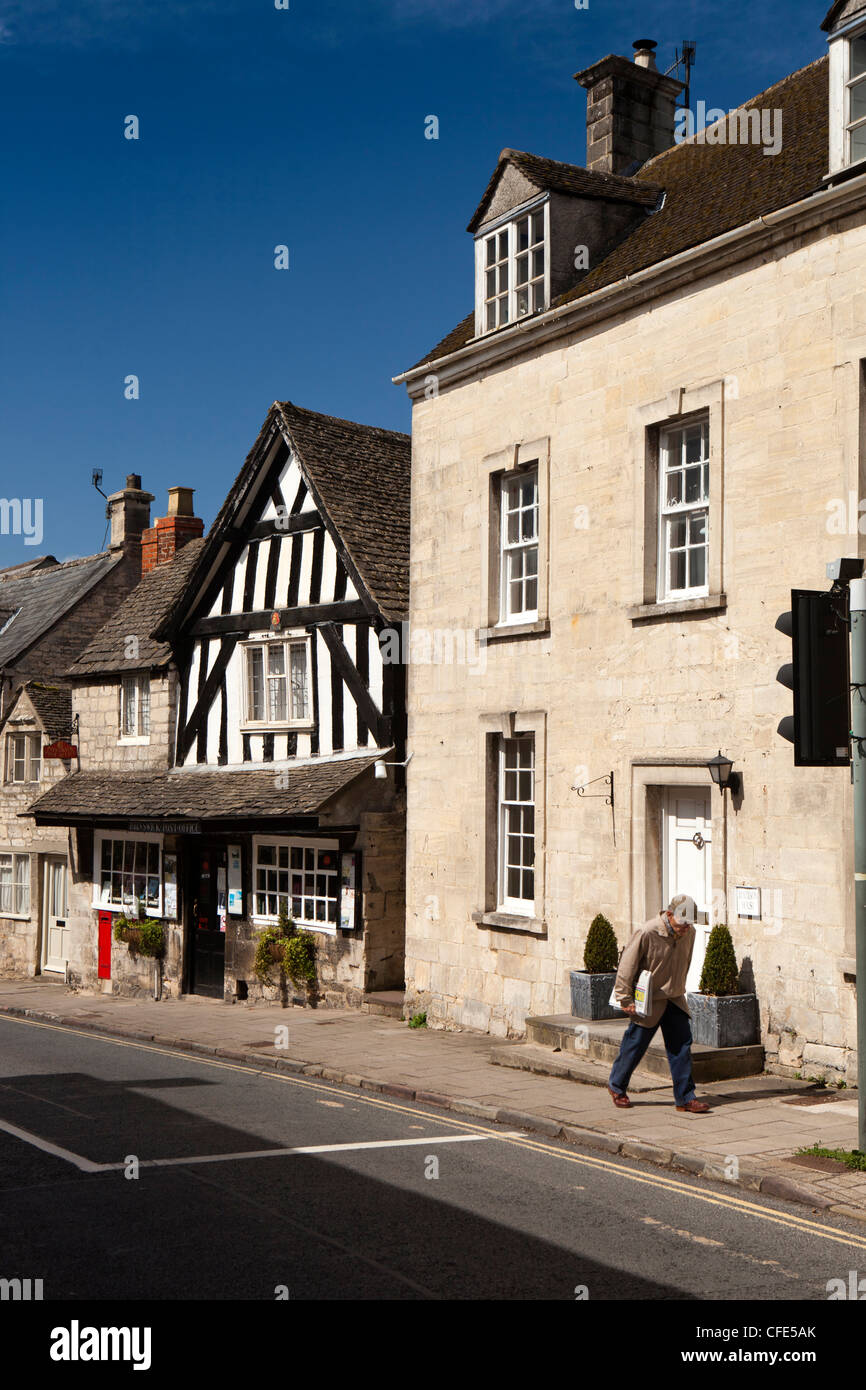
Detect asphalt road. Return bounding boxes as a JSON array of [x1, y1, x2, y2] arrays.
[[0, 1014, 864, 1302]]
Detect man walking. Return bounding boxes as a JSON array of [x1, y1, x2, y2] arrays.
[[607, 894, 710, 1113]]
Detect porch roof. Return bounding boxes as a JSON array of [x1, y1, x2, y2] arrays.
[[25, 754, 383, 826]]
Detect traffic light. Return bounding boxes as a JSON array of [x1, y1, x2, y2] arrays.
[[776, 588, 850, 767]]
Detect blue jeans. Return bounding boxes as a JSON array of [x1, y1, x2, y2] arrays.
[[609, 1001, 696, 1105]]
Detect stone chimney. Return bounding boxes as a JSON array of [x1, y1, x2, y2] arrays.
[[574, 40, 684, 176], [106, 474, 155, 555], [141, 486, 204, 574]]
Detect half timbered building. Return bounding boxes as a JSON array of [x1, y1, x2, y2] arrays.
[[29, 404, 410, 1008]]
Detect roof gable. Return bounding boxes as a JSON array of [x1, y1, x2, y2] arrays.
[[157, 403, 411, 636], [467, 148, 660, 233]]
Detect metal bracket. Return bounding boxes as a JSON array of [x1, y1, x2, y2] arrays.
[[575, 771, 614, 810]]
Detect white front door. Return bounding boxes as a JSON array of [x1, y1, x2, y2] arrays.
[[42, 857, 69, 974], [662, 789, 712, 995]]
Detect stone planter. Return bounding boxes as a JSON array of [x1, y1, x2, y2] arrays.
[[687, 992, 760, 1047], [570, 970, 622, 1020]]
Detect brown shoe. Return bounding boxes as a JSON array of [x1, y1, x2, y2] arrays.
[[676, 1099, 710, 1113], [607, 1086, 631, 1108]]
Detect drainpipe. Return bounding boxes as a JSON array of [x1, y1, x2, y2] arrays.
[[849, 577, 866, 1151]]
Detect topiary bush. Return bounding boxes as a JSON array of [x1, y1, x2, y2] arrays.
[[699, 923, 740, 996], [583, 913, 619, 974]]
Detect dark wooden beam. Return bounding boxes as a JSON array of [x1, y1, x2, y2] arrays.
[[225, 514, 325, 544], [191, 600, 369, 638], [318, 621, 389, 747], [177, 636, 239, 764]]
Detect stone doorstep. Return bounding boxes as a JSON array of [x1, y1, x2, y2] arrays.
[[525, 1014, 764, 1083], [489, 1041, 668, 1092]]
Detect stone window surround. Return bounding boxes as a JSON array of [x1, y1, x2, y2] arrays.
[[479, 436, 550, 641], [4, 730, 42, 783], [629, 380, 728, 624], [0, 849, 31, 919], [472, 708, 547, 937]]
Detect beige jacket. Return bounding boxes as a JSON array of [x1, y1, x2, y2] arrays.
[[613, 913, 695, 1029]]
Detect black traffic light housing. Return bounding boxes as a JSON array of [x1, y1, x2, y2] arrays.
[[776, 588, 850, 767]]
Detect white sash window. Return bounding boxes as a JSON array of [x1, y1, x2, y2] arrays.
[[498, 736, 535, 914], [500, 470, 539, 623], [0, 852, 30, 916], [658, 418, 710, 599]]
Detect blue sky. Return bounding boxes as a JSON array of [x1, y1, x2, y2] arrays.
[[0, 0, 827, 561]]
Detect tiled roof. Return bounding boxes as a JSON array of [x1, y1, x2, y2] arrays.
[[26, 683, 73, 741], [276, 403, 411, 623], [467, 148, 660, 232], [27, 754, 382, 823], [0, 551, 121, 668], [158, 404, 411, 634], [68, 539, 206, 676], [408, 56, 830, 370]]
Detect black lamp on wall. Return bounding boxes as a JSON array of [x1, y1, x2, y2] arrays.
[[707, 750, 740, 796]]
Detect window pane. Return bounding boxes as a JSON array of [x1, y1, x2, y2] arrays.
[[852, 122, 866, 161], [515, 254, 528, 286], [852, 37, 866, 79], [122, 677, 136, 736], [516, 287, 529, 316], [690, 546, 707, 589], [139, 679, 150, 735], [497, 231, 508, 259], [666, 472, 682, 506], [258, 844, 276, 866], [684, 466, 702, 503], [290, 645, 308, 720], [517, 218, 529, 252], [486, 268, 496, 298], [29, 740, 41, 781], [532, 248, 544, 279], [670, 516, 687, 548], [498, 264, 508, 293], [532, 282, 545, 312], [102, 840, 112, 871], [670, 549, 686, 591], [486, 237, 496, 266], [690, 514, 707, 545], [486, 303, 496, 331], [267, 645, 285, 675], [851, 78, 866, 125], [248, 648, 264, 721], [0, 856, 11, 913], [532, 211, 544, 243], [499, 299, 509, 325]]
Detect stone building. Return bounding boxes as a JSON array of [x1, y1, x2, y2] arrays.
[[394, 10, 866, 1080], [0, 475, 155, 975], [29, 403, 409, 1008]]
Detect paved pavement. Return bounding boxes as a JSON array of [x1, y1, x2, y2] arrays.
[[1, 977, 864, 1220]]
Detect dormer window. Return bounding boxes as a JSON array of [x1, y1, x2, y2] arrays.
[[848, 34, 866, 164], [476, 203, 548, 335]]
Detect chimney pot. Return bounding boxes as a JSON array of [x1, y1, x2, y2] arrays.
[[633, 39, 658, 71], [141, 487, 204, 573]]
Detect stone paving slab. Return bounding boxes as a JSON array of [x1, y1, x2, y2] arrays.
[[0, 977, 863, 1219]]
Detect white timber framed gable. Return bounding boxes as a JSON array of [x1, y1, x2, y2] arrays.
[[171, 417, 397, 771]]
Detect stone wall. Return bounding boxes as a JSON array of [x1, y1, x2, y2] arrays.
[[73, 673, 176, 770], [0, 686, 75, 975], [403, 210, 866, 1081]]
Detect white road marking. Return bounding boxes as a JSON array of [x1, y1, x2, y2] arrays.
[[0, 1117, 522, 1174], [0, 1117, 105, 1173]]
